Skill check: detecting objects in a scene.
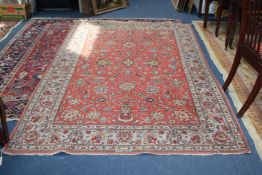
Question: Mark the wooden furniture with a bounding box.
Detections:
[91,0,128,15]
[81,0,93,16]
[198,0,203,17]
[225,0,242,49]
[203,0,228,37]
[223,0,262,117]
[214,0,228,36]
[202,0,240,49]
[203,0,215,28]
[0,98,9,146]
[81,0,128,16]
[188,0,195,13]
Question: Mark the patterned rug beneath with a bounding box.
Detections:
[193,21,262,140]
[3,19,249,155]
[0,20,20,41]
[0,20,73,120]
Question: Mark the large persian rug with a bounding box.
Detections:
[3,19,250,155]
[193,21,262,140]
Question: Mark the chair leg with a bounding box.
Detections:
[225,5,236,50]
[228,6,240,49]
[203,0,211,28]
[222,50,241,91]
[215,1,224,37]
[225,13,233,49]
[237,72,262,117]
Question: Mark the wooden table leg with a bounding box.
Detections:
[225,4,236,49]
[215,0,224,36]
[228,6,240,49]
[198,0,203,17]
[203,0,211,28]
[81,0,93,16]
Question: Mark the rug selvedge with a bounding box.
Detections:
[4,19,250,155]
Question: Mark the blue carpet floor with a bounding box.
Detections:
[0,0,261,175]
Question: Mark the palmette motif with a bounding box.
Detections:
[4,19,249,154]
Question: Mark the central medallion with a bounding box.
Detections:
[123,42,136,48]
[123,58,134,67]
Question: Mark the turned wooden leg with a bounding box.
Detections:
[203,0,211,28]
[222,49,241,91]
[215,1,224,37]
[238,72,262,117]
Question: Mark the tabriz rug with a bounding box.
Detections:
[193,21,262,140]
[3,19,250,155]
[0,20,20,41]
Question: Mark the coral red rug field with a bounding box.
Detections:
[3,19,250,155]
